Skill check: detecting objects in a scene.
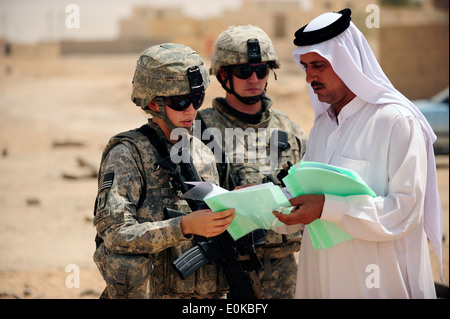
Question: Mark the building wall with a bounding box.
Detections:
[57,0,448,100]
[378,1,449,99]
[379,24,449,99]
[2,42,60,58]
[60,38,162,55]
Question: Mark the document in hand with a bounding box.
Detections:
[282,161,376,249]
[182,182,291,240]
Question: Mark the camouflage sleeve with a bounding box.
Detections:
[94,143,191,255]
[291,121,308,158]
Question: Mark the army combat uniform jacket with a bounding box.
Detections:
[93,121,227,299]
[198,96,308,298]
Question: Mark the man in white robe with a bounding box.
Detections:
[273,8,442,299]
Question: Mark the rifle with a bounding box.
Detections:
[164,208,263,298]
[159,144,263,299]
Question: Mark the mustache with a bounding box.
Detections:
[311,81,324,88]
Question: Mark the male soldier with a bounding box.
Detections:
[93,43,235,299]
[197,25,308,298]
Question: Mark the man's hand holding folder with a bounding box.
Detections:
[273,194,324,225]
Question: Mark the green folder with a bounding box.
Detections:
[204,183,291,241]
[282,161,376,249]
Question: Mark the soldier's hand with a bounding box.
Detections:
[181,208,236,237]
[273,194,324,225]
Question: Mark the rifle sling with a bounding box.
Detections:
[137,124,172,161]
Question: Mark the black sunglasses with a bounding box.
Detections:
[162,91,205,111]
[231,64,269,80]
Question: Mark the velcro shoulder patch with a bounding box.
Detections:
[98,172,114,193]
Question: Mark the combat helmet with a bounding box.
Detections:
[210,25,280,75]
[210,25,280,105]
[131,43,210,120]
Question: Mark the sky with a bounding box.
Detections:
[0,0,256,43]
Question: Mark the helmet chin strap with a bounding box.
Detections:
[217,72,267,105]
[163,117,193,135]
[155,99,194,135]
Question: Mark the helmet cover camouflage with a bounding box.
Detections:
[210,25,280,75]
[131,43,210,118]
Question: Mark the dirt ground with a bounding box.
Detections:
[0,54,448,299]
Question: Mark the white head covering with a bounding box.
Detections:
[292,10,443,280]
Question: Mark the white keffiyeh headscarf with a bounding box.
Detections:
[292,10,443,280]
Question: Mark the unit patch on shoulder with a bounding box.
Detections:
[98,172,114,193]
[94,172,114,220]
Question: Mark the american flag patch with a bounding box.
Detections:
[98,172,114,192]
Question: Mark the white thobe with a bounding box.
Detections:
[292,97,436,298]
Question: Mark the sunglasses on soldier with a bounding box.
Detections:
[162,91,205,111]
[231,63,269,80]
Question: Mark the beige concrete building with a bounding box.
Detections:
[117,0,377,62]
[3,0,443,100]
[379,0,449,99]
[115,0,448,99]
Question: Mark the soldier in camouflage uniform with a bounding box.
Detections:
[197,25,308,299]
[93,43,235,299]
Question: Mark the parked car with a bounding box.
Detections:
[413,87,449,154]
